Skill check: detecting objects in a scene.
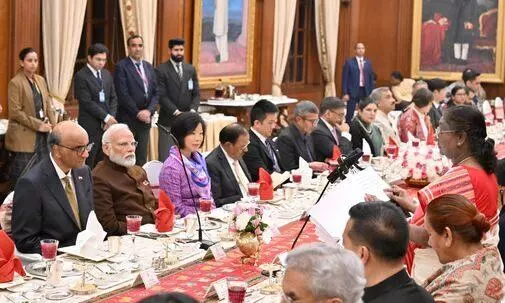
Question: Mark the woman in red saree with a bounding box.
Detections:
[388,105,498,282]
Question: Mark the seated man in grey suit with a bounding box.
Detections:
[277,101,329,172]
[311,97,353,162]
[206,123,251,207]
[12,121,94,253]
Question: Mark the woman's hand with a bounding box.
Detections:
[38,122,52,133]
[385,185,417,213]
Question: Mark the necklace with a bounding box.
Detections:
[457,155,473,165]
[357,118,373,134]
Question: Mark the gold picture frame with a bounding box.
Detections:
[192,0,256,88]
[411,0,505,83]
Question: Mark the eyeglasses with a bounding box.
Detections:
[302,117,319,126]
[57,142,94,155]
[109,141,139,148]
[435,128,457,138]
[329,110,345,118]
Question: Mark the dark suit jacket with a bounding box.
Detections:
[428,104,443,129]
[155,60,200,126]
[114,58,158,129]
[92,157,156,236]
[342,57,374,98]
[349,117,381,156]
[243,130,283,182]
[311,119,353,162]
[74,66,118,135]
[277,124,315,171]
[206,146,252,207]
[12,157,93,253]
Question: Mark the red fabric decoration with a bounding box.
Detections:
[0,230,25,282]
[155,190,175,232]
[331,146,342,160]
[258,168,274,200]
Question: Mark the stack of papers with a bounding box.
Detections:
[309,167,390,242]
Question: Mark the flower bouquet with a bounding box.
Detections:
[229,204,269,264]
[391,145,451,187]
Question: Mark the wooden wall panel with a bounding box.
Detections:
[0,0,10,118]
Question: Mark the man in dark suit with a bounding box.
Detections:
[277,101,329,172]
[243,100,283,182]
[74,43,118,168]
[12,121,94,253]
[155,38,200,161]
[206,123,252,207]
[114,35,158,166]
[427,78,446,129]
[311,97,353,163]
[342,42,375,123]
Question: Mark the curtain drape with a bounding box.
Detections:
[315,0,340,97]
[119,0,157,64]
[42,0,87,107]
[272,0,297,97]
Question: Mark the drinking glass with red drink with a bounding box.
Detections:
[247,182,260,202]
[385,144,397,160]
[199,198,212,213]
[126,215,142,262]
[291,169,302,185]
[40,239,59,287]
[227,279,247,303]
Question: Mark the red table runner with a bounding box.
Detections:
[100,220,317,302]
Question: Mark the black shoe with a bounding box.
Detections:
[215,55,220,63]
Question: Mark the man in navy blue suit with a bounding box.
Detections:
[114,35,158,166]
[342,43,375,123]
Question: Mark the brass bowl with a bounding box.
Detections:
[404,177,430,188]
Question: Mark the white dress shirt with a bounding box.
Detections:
[49,153,76,195]
[320,118,351,141]
[87,63,112,123]
[414,107,428,139]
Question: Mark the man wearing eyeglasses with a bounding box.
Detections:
[311,97,353,163]
[277,101,329,172]
[92,124,156,236]
[206,123,252,207]
[12,121,94,253]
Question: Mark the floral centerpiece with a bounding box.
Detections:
[392,145,451,187]
[229,204,270,263]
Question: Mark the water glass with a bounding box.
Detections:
[126,215,142,262]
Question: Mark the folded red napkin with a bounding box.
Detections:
[258,168,274,200]
[330,145,342,161]
[155,190,175,232]
[0,230,25,282]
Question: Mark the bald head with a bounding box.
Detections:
[48,121,90,172]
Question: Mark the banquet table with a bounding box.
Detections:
[201,95,298,125]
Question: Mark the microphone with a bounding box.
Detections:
[156,122,214,250]
[327,148,363,183]
[291,148,361,249]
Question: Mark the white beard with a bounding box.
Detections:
[109,152,136,167]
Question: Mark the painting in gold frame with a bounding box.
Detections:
[411,0,504,83]
[192,0,255,88]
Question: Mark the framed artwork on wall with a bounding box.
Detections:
[411,0,504,83]
[192,0,256,88]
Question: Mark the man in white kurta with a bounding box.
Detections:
[213,0,229,63]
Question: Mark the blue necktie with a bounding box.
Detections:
[265,139,281,173]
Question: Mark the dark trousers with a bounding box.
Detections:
[158,127,175,162]
[131,120,151,166]
[86,129,104,169]
[345,87,367,123]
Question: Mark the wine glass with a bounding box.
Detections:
[291,170,302,186]
[385,144,397,161]
[40,239,58,287]
[126,215,142,262]
[247,182,260,203]
[227,279,248,303]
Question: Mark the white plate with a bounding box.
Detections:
[222,204,235,212]
[258,196,283,204]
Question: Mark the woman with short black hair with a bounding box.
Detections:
[159,112,214,217]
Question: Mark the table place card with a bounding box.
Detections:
[203,278,228,300]
[131,268,160,289]
[278,251,288,266]
[202,244,226,261]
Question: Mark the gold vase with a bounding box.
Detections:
[236,232,260,257]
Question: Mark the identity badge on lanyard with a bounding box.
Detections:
[188,78,194,91]
[39,109,45,120]
[99,90,105,103]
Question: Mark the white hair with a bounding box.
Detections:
[294,100,319,117]
[102,123,131,145]
[369,87,390,104]
[286,243,366,303]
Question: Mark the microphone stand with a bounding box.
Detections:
[157,123,214,250]
[290,163,350,249]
